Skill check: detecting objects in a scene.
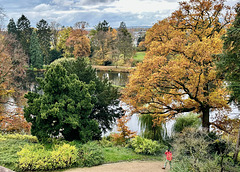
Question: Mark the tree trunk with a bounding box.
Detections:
[233,124,240,162]
[202,106,210,131]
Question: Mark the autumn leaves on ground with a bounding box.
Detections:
[1,0,240,172]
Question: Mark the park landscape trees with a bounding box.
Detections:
[1,0,240,171]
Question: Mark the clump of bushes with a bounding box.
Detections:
[129,136,167,155]
[98,137,114,147]
[17,143,78,171]
[17,141,104,171]
[171,128,239,172]
[77,141,104,167]
[173,113,201,133]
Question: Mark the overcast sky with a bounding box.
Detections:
[0,0,238,28]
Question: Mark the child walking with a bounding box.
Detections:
[162,149,172,169]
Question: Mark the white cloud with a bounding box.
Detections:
[51,0,75,6]
[2,0,237,28]
[103,0,179,14]
[34,4,51,11]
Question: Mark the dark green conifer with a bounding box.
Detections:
[30,30,43,69]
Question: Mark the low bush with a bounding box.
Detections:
[77,141,104,167]
[17,143,78,171]
[0,133,38,143]
[129,136,167,155]
[98,137,113,147]
[172,128,240,172]
[173,113,201,133]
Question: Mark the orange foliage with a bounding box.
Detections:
[122,0,234,130]
[0,108,31,134]
[66,29,91,57]
[111,115,136,145]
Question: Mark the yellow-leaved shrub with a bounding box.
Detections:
[17,143,78,171]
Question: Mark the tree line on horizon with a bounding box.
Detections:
[6,15,136,69]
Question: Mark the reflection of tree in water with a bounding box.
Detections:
[96,70,129,87]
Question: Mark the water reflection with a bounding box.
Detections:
[96,70,129,87]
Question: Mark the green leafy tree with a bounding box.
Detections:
[56,27,72,57]
[36,19,51,65]
[117,22,135,62]
[49,48,62,63]
[29,30,43,69]
[16,15,32,62]
[24,64,101,141]
[51,57,124,132]
[217,3,240,162]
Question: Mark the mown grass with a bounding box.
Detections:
[133,52,146,61]
[103,146,163,163]
[0,138,33,170]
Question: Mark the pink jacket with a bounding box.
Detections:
[165,151,172,161]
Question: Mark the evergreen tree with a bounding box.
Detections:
[16,15,32,62]
[51,57,124,132]
[218,3,240,102]
[117,22,135,62]
[36,19,51,65]
[24,64,101,141]
[7,18,17,35]
[217,3,240,162]
[30,30,43,69]
[96,20,112,32]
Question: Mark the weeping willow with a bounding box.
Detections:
[139,114,166,141]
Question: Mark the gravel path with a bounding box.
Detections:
[63,161,170,172]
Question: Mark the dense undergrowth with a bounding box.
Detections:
[1,130,240,172]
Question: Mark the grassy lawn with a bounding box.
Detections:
[133,52,146,62]
[0,138,33,170]
[103,146,163,163]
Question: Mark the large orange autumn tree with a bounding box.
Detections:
[122,0,234,131]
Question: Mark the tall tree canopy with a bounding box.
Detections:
[122,0,234,131]
[16,15,32,61]
[90,20,117,65]
[7,18,17,35]
[56,27,72,57]
[66,22,91,58]
[218,3,240,103]
[29,30,43,69]
[36,19,51,65]
[116,22,135,62]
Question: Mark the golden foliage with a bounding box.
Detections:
[122,0,234,129]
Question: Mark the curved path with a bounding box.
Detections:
[64,161,170,172]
